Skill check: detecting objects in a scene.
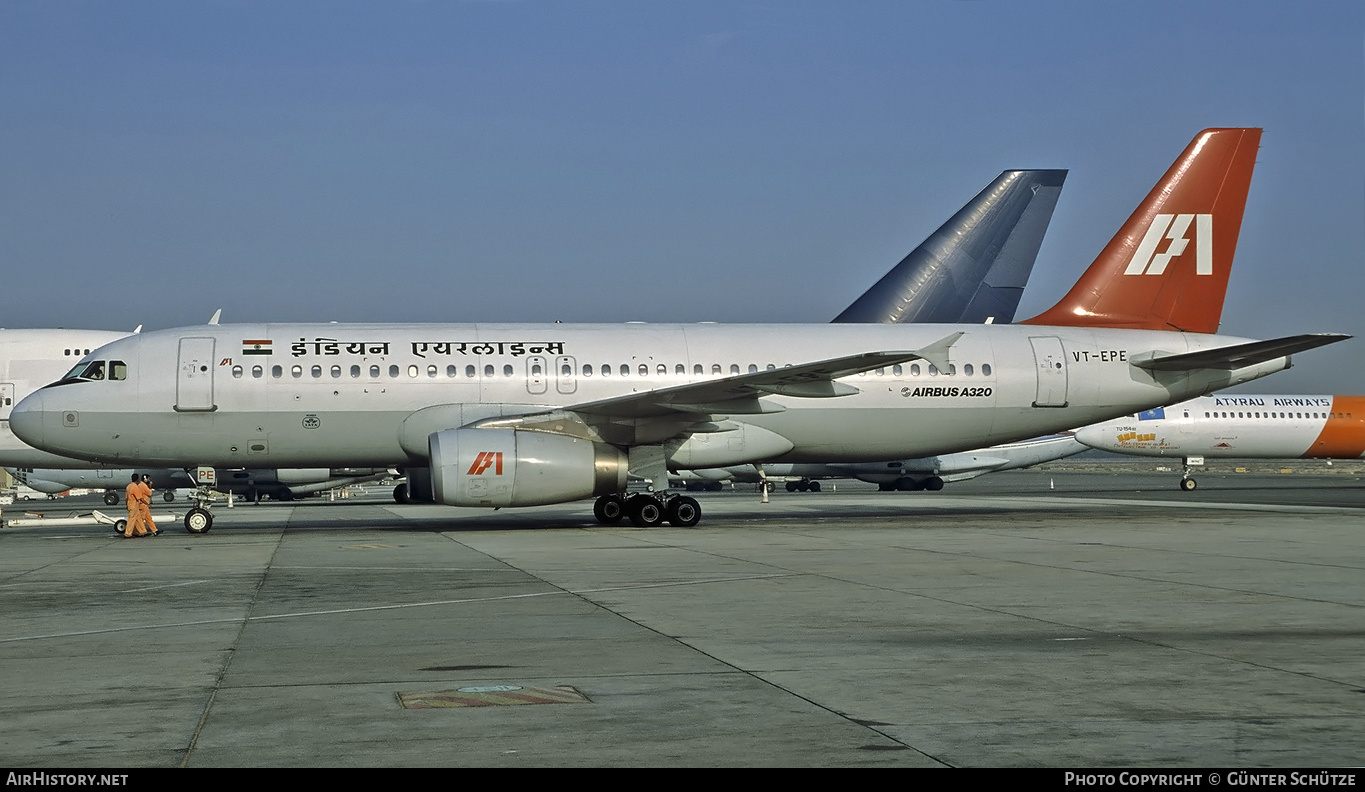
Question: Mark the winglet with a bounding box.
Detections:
[835,170,1066,324]
[208,309,222,325]
[913,331,964,372]
[1022,129,1262,334]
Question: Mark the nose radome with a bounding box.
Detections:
[8,390,45,447]
[1073,424,1106,449]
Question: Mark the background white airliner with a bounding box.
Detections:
[1075,395,1365,490]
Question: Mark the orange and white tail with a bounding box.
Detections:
[1022,128,1261,334]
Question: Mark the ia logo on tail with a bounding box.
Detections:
[1125,214,1213,275]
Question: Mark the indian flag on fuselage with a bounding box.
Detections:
[242,339,272,356]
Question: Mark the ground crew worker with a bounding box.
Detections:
[123,473,147,538]
[138,475,160,537]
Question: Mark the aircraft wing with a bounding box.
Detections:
[467,334,964,446]
[568,334,963,421]
[1131,333,1351,372]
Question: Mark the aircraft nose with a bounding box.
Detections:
[1072,424,1107,449]
[9,391,46,447]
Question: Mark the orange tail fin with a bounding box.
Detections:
[1021,128,1261,334]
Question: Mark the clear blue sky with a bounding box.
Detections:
[2,1,1361,392]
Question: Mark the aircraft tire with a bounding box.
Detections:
[785,481,799,492]
[103,491,119,506]
[808,481,820,492]
[185,508,213,534]
[923,476,945,492]
[393,483,410,504]
[593,495,625,524]
[1180,478,1197,492]
[627,496,665,528]
[666,496,701,528]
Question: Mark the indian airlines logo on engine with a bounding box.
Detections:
[1125,213,1213,275]
[467,452,504,476]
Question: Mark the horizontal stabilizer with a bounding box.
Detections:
[1131,333,1351,372]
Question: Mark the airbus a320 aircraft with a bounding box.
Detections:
[1075,395,1365,490]
[10,129,1348,532]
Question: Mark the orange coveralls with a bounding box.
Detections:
[124,481,148,537]
[137,480,158,535]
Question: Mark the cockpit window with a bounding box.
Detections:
[49,359,124,388]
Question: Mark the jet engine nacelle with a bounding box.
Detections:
[429,428,627,508]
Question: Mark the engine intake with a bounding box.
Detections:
[429,428,627,507]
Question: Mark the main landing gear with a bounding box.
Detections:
[593,493,701,528]
[785,479,821,492]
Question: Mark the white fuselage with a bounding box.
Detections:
[0,329,132,468]
[1075,395,1365,459]
[11,322,1289,471]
